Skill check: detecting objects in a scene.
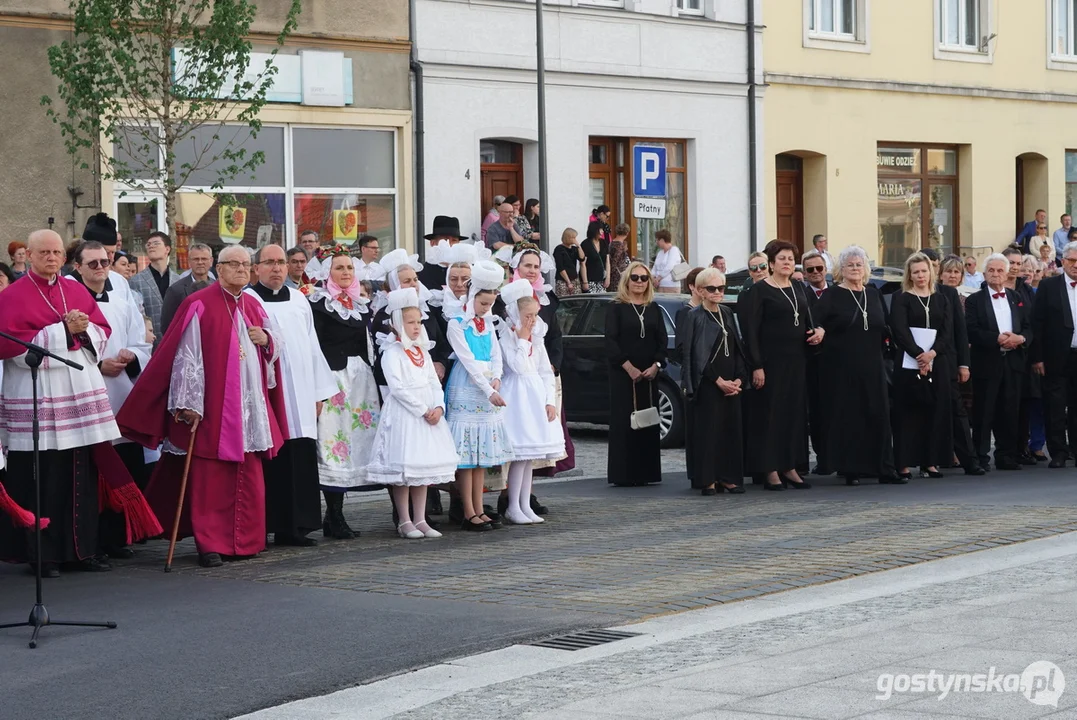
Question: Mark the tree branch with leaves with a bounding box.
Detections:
[42,0,302,239]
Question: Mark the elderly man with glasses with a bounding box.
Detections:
[963,256,984,289]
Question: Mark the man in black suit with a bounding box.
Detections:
[159,243,214,335]
[966,253,1034,471]
[1031,240,1077,467]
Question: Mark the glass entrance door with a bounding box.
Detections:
[114,195,164,271]
[926,183,955,255]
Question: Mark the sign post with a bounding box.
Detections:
[632,145,667,219]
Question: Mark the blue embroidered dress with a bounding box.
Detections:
[445,315,514,469]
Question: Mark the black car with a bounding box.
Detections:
[556,293,701,449]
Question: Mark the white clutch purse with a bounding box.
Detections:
[630,381,661,430]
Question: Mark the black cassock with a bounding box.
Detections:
[738,280,813,474]
[680,304,747,488]
[0,449,98,564]
[889,290,954,469]
[815,285,895,478]
[605,301,666,486]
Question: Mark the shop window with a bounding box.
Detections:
[294,194,395,257]
[292,128,394,189]
[173,126,285,187]
[877,145,958,267]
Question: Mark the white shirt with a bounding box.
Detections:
[651,246,684,289]
[963,271,984,289]
[1066,278,1077,348]
[988,287,1013,336]
[820,251,833,273]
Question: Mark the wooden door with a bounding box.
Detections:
[775,159,804,254]
[480,140,523,222]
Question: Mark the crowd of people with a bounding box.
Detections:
[600,234,1077,496]
[0,212,571,576]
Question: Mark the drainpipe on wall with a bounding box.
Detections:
[746,0,759,252]
[409,0,426,259]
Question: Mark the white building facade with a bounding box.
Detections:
[414,0,763,267]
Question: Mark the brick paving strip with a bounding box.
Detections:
[127,491,1077,622]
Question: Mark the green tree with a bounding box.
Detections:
[42,0,302,238]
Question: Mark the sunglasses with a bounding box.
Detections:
[749,263,768,272]
[804,266,825,273]
[629,274,650,283]
[83,259,111,270]
[701,285,727,293]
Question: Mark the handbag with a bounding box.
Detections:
[630,380,661,430]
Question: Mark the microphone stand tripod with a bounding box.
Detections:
[0,328,117,648]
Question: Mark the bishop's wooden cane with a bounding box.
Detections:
[164,417,200,573]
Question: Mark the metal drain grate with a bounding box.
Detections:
[530,629,642,651]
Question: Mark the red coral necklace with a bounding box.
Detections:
[405,346,425,367]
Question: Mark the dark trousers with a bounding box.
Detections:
[1043,351,1077,459]
[950,378,978,469]
[972,369,1020,466]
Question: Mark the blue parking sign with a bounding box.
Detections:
[633,146,666,197]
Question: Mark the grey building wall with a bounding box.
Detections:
[0,0,411,253]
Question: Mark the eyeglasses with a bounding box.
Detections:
[749,263,768,272]
[804,266,825,273]
[145,241,166,249]
[83,259,111,270]
[1037,226,1048,231]
[218,261,252,270]
[629,274,650,283]
[701,285,727,293]
[259,260,287,267]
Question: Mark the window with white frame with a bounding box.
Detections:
[677,0,703,15]
[1053,0,1077,57]
[577,0,624,8]
[809,0,856,37]
[939,0,982,50]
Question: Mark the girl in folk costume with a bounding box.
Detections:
[306,247,382,539]
[368,287,460,539]
[445,260,514,531]
[496,279,565,525]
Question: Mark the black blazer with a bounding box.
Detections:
[965,287,1033,380]
[937,283,970,377]
[1030,274,1075,374]
[160,274,211,336]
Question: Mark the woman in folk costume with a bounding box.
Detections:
[496,279,565,525]
[367,287,460,539]
[306,247,382,540]
[445,260,514,531]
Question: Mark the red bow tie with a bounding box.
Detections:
[1071,281,1077,288]
[992,292,1006,299]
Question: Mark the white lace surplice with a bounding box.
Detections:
[166,310,276,455]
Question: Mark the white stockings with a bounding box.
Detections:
[504,460,543,524]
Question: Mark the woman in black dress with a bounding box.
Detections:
[680,268,746,495]
[815,245,899,486]
[889,252,954,480]
[582,220,610,293]
[605,261,667,486]
[738,240,823,490]
[553,227,584,297]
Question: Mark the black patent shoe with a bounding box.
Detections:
[964,465,986,476]
[198,552,224,568]
[722,484,746,494]
[844,475,860,486]
[763,481,786,491]
[480,514,503,529]
[781,474,812,489]
[462,516,492,532]
[1033,452,1048,463]
[530,494,548,516]
[701,486,718,496]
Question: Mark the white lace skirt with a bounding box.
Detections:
[317,356,382,489]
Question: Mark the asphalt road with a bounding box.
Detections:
[1,464,1076,720]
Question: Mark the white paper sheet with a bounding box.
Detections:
[901,327,937,370]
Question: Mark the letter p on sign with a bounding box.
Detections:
[633,145,667,197]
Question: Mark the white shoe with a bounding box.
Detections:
[504,507,532,525]
[397,522,424,539]
[414,521,442,538]
[521,506,545,523]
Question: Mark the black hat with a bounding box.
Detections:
[424,215,466,241]
[83,212,118,246]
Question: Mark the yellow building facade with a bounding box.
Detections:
[763,0,1077,267]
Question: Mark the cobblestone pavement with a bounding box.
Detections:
[128,469,1077,623]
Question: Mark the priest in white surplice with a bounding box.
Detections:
[246,244,338,546]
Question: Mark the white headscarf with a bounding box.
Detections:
[378,287,433,352]
[461,260,505,328]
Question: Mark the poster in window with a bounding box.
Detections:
[219,205,247,245]
[334,209,359,242]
